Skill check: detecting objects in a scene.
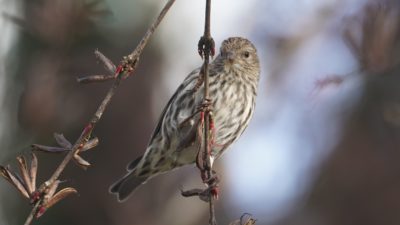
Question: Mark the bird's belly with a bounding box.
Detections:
[211,91,253,155]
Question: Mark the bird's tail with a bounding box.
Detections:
[109,171,148,202]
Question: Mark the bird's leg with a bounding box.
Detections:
[190,68,205,94]
[197,113,220,199]
[208,113,223,148]
[196,125,205,171]
[182,97,219,201]
[201,98,219,199]
[195,99,213,172]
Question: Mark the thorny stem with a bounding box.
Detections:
[23,0,176,224]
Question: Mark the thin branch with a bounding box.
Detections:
[200,0,217,224]
[77,74,115,83]
[180,0,217,224]
[78,0,176,83]
[24,202,40,225]
[95,49,116,74]
[127,0,175,58]
[22,1,176,224]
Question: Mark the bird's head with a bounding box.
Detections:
[218,37,260,75]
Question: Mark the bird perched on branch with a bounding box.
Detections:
[110,37,260,201]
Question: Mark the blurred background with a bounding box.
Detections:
[1,0,400,224]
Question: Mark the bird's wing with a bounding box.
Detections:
[148,68,201,144]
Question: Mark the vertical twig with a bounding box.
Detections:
[200,0,217,224]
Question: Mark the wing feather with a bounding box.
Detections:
[148,68,200,143]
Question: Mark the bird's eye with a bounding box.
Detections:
[243,51,250,58]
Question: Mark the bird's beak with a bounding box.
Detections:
[225,51,235,63]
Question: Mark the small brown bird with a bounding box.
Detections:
[110,37,260,201]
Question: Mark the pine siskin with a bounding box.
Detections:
[110,37,260,201]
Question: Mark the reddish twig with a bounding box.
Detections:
[20,1,176,224]
[180,0,218,222]
[199,1,217,224]
[181,0,217,224]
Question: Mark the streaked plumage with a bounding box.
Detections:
[110,37,260,201]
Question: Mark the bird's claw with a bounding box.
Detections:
[202,170,220,200]
[203,171,219,186]
[181,169,219,202]
[198,98,213,112]
[198,36,215,59]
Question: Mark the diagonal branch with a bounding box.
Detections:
[22,1,176,224]
[78,0,176,83]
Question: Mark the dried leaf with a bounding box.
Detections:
[73,154,91,169]
[45,180,61,200]
[0,166,30,199]
[0,165,11,183]
[53,133,72,149]
[36,185,77,218]
[16,155,34,194]
[44,187,78,210]
[32,144,69,153]
[81,137,99,151]
[30,153,38,191]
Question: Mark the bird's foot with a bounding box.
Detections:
[204,172,220,200]
[181,169,219,202]
[180,182,219,202]
[198,98,213,112]
[198,36,215,59]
